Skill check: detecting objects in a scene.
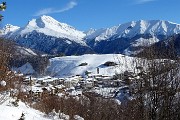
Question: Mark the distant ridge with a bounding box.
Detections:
[2,15,180,56]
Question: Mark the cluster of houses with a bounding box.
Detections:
[22,70,138,101]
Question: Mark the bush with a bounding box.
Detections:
[103,61,117,66]
[12,99,19,107]
[78,62,88,66]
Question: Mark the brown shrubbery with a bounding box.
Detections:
[0,38,19,91]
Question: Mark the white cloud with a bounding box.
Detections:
[135,0,156,4]
[34,1,77,16]
[34,8,54,16]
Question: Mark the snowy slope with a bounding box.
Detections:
[84,28,106,40]
[46,54,137,77]
[0,94,85,120]
[12,62,35,75]
[15,46,38,56]
[0,97,50,120]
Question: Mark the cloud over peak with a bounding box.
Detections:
[34,1,77,16]
[135,0,157,4]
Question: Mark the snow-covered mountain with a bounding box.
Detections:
[3,15,93,55]
[137,34,180,59]
[85,20,180,55]
[2,16,180,55]
[7,15,86,43]
[85,20,180,41]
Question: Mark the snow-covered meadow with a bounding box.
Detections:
[46,54,138,77]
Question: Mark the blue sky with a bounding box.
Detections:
[1,0,180,31]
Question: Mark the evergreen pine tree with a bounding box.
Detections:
[0,1,6,21]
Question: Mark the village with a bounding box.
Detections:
[21,69,136,102]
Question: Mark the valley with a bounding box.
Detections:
[0,15,180,120]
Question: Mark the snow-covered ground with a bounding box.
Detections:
[0,92,85,120]
[46,54,138,77]
[12,62,35,75]
[0,96,50,120]
[91,87,119,98]
[15,46,38,56]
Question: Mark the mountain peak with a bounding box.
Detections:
[19,15,86,42]
[36,15,64,28]
[27,15,66,28]
[1,24,20,34]
[40,15,55,20]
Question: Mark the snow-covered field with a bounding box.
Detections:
[0,96,50,120]
[0,96,84,120]
[46,54,137,77]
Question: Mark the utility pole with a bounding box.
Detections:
[30,75,32,107]
[97,67,99,74]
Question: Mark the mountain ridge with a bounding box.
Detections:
[3,16,180,40]
[2,15,180,56]
[85,20,180,41]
